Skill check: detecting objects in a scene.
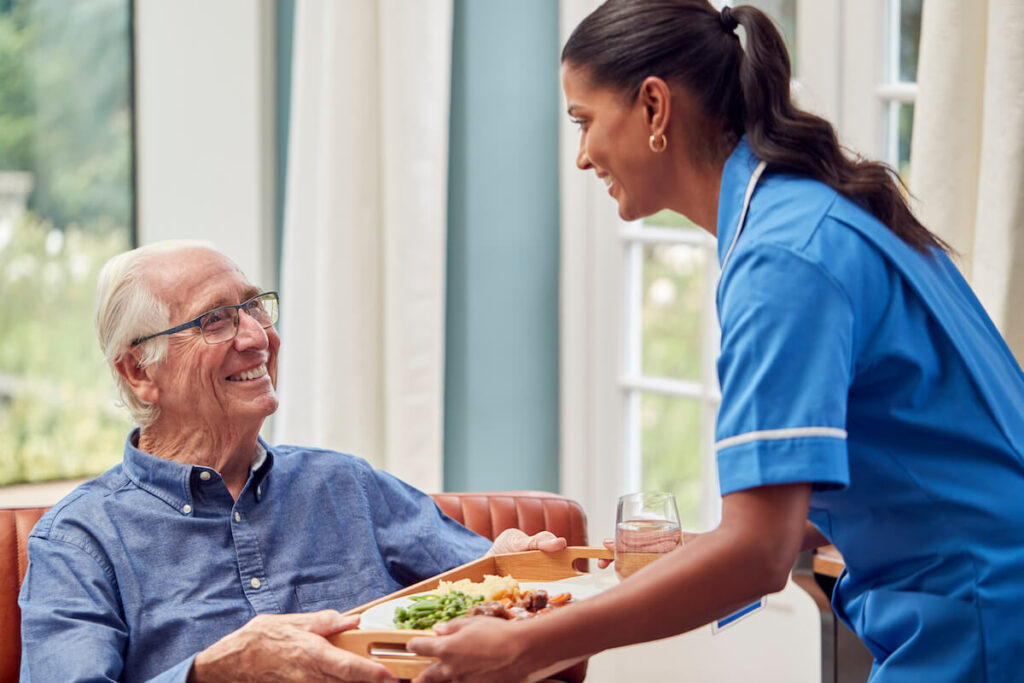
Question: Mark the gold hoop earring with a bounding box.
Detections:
[649,133,668,153]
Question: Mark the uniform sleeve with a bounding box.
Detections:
[361,467,492,586]
[716,244,853,495]
[19,535,196,683]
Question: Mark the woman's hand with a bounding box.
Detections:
[486,528,567,556]
[597,530,703,568]
[408,618,535,683]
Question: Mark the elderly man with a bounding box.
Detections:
[19,241,563,682]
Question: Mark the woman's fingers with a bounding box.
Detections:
[597,537,616,568]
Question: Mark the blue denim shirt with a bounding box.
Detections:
[19,431,491,682]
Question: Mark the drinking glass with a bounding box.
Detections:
[615,492,683,580]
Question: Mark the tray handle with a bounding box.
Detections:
[330,629,435,679]
[491,545,614,579]
[331,629,587,683]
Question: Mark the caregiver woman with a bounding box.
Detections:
[410,1,1024,681]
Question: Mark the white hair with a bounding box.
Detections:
[94,239,218,427]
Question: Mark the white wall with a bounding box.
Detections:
[134,0,277,289]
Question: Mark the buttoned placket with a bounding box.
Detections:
[193,465,279,614]
[229,479,278,613]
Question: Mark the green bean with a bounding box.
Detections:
[392,591,485,629]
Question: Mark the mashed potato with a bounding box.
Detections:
[436,574,520,601]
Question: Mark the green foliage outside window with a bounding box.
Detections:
[638,209,709,530]
[0,0,133,486]
[0,215,131,485]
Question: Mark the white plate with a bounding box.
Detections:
[358,576,607,631]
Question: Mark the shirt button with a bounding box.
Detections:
[234,512,242,522]
[199,471,211,481]
[250,577,261,589]
[182,504,192,514]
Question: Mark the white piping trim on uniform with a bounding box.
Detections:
[715,426,848,451]
[721,159,768,272]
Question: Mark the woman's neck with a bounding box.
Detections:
[665,124,736,235]
[666,155,726,234]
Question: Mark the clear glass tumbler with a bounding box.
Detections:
[615,491,683,580]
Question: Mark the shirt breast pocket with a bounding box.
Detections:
[294,571,388,612]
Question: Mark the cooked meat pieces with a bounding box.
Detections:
[515,589,548,611]
[466,601,511,619]
[466,590,554,620]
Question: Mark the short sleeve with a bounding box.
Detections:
[362,467,492,585]
[716,244,853,495]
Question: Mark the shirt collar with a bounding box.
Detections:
[121,428,276,513]
[716,136,763,266]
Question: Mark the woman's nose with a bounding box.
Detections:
[576,136,592,171]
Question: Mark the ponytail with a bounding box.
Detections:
[562,0,949,254]
[729,6,948,253]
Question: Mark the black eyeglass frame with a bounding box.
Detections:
[130,291,279,347]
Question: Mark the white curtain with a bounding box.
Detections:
[275,0,453,492]
[909,0,1024,359]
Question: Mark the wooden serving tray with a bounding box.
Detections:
[330,546,613,680]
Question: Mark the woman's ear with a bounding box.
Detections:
[115,350,160,405]
[638,75,672,137]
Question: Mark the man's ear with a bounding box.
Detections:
[115,350,160,405]
[638,75,672,138]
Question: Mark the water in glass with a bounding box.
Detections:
[615,492,683,580]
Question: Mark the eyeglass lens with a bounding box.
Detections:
[200,293,279,344]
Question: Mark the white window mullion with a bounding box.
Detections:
[622,238,645,494]
[875,82,916,103]
[885,0,901,83]
[622,390,642,495]
[884,101,901,168]
[700,241,723,529]
[621,376,710,400]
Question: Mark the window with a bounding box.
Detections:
[560,0,921,540]
[0,0,134,486]
[623,212,720,529]
[879,0,922,176]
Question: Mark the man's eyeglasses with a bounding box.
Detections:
[131,292,279,347]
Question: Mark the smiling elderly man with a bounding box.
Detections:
[18,241,563,683]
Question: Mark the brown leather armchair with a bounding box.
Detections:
[1,491,588,682]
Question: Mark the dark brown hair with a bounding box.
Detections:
[562,0,948,253]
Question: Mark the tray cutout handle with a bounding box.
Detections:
[492,546,614,580]
[331,629,436,679]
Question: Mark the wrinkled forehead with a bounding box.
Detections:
[144,247,255,318]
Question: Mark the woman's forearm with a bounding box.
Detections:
[513,484,812,671]
[801,521,828,551]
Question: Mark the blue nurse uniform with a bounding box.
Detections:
[714,139,1024,681]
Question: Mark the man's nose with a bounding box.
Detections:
[234,309,268,349]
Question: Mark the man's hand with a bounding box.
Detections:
[486,528,567,556]
[189,611,396,683]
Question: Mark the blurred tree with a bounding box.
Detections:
[0,0,132,232]
[0,0,133,485]
[0,1,34,170]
